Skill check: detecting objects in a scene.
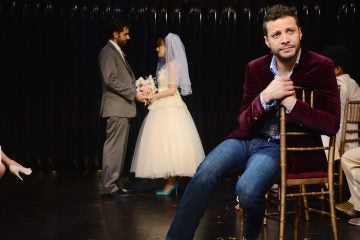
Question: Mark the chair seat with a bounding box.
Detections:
[287,170,327,179]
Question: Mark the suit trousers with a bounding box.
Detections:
[341,147,360,210]
[101,116,130,194]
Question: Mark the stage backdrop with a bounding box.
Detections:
[0,0,359,171]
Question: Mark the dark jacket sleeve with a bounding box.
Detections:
[287,55,340,136]
[235,63,270,137]
[227,56,275,139]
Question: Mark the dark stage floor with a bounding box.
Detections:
[0,170,359,240]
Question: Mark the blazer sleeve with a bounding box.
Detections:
[99,48,136,101]
[235,63,271,137]
[287,58,340,136]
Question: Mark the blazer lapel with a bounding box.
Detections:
[108,42,135,79]
[122,56,135,79]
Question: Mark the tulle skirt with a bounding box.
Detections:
[130,92,204,178]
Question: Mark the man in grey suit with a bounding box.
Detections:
[98,18,145,198]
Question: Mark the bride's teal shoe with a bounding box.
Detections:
[156,182,179,196]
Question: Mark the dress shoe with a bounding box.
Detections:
[335,201,359,217]
[120,187,135,193]
[112,190,133,198]
[100,189,132,198]
[348,217,360,226]
[116,176,129,188]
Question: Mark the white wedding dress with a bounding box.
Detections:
[130,67,205,178]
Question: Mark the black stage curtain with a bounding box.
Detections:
[0,0,359,171]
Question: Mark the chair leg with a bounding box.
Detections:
[264,193,268,226]
[301,185,310,221]
[338,164,343,203]
[279,185,286,240]
[238,206,244,239]
[294,197,301,240]
[328,187,339,240]
[262,224,268,240]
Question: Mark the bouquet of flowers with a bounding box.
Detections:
[135,75,158,105]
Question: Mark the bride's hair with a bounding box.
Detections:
[156,37,165,47]
[156,37,166,76]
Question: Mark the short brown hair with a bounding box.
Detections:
[263,4,300,36]
[156,37,165,47]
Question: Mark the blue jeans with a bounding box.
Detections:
[166,138,280,240]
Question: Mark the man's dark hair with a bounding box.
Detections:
[107,17,130,39]
[322,45,353,74]
[263,4,300,36]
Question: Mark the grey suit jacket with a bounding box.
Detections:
[98,41,137,118]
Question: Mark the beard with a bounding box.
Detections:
[276,46,299,63]
[117,39,127,47]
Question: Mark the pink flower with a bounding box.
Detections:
[135,75,157,96]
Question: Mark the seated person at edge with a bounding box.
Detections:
[338,147,360,225]
[321,45,360,161]
[0,145,32,180]
[166,4,340,240]
[321,45,360,221]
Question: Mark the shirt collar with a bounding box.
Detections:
[270,48,301,77]
[109,40,122,55]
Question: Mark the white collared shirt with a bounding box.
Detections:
[109,40,125,60]
[260,49,302,112]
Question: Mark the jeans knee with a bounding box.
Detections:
[193,167,216,186]
[236,181,261,209]
[192,163,224,191]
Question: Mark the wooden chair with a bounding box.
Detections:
[277,88,338,240]
[337,100,360,202]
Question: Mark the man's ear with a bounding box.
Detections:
[264,36,270,48]
[112,31,119,39]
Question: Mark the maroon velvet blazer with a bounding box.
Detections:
[227,50,340,173]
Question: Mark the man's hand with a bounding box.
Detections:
[281,95,297,111]
[261,76,295,103]
[144,94,155,105]
[136,91,146,102]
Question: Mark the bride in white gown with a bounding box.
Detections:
[130,33,205,195]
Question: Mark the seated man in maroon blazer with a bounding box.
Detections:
[166,4,340,240]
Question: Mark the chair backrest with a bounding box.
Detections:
[339,100,360,156]
[278,87,338,240]
[280,87,335,174]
